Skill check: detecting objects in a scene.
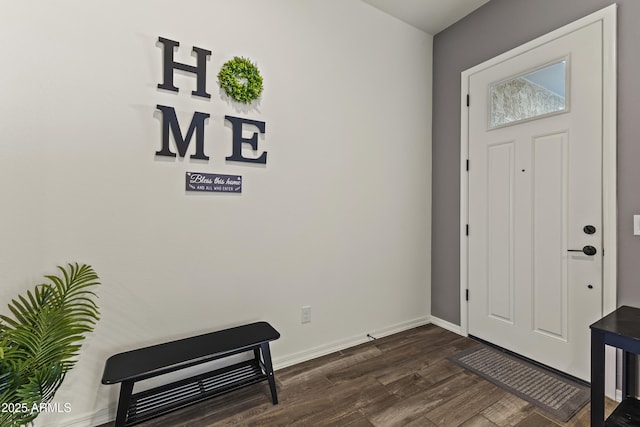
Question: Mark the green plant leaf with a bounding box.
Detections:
[0,263,100,426]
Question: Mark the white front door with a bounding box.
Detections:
[467,20,603,381]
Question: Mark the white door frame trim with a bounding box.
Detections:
[459,3,617,390]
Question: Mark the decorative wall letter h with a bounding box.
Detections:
[157,37,211,99]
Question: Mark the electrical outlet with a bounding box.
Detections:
[301,306,311,324]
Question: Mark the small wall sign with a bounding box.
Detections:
[186,172,242,193]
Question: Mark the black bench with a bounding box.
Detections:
[101,321,280,427]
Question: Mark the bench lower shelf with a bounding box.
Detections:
[125,359,268,426]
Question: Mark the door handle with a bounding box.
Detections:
[567,246,597,256]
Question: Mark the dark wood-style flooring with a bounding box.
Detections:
[99,324,615,426]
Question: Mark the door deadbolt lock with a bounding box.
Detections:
[583,225,596,234]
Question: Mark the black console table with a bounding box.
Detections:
[591,306,640,426]
[102,321,280,427]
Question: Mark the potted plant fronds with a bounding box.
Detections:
[0,263,100,426]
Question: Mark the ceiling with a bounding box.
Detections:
[361,0,490,35]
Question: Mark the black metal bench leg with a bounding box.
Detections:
[590,329,605,427]
[624,350,638,399]
[114,380,134,427]
[260,342,278,404]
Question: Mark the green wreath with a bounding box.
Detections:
[218,56,264,104]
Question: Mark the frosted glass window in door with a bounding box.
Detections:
[490,60,567,129]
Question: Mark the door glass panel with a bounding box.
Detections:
[489,60,567,129]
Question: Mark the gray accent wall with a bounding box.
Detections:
[432,0,640,325]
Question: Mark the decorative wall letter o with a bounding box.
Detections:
[218,57,264,104]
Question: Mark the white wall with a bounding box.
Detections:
[0,1,432,425]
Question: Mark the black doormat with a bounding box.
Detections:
[448,345,590,422]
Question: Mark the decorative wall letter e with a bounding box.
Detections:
[225,116,267,164]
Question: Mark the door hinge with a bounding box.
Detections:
[466,159,469,171]
[466,94,470,107]
[466,289,469,301]
[466,224,469,236]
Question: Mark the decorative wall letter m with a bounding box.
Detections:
[156,105,210,160]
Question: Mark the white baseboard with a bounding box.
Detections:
[273,316,431,370]
[429,315,463,336]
